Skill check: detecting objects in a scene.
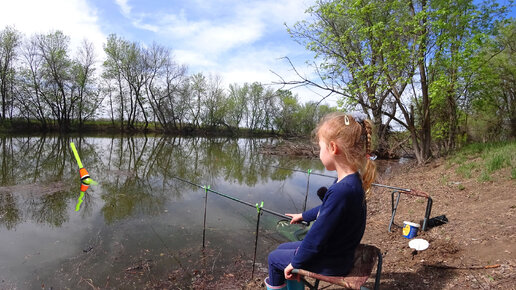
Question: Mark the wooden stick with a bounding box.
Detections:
[424,263,501,270]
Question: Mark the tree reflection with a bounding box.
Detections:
[0,192,19,230]
[0,135,320,229]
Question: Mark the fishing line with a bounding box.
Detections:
[170,175,309,226]
[272,165,412,192]
[271,165,335,178]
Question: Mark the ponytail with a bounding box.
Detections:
[362,119,377,198]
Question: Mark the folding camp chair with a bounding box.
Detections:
[292,244,382,290]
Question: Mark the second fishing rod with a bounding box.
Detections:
[171,175,310,226]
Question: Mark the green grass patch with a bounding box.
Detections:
[449,141,515,181]
[478,170,491,182]
[486,154,507,173]
[456,162,476,178]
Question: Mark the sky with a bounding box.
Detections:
[0,0,513,107]
[0,0,337,105]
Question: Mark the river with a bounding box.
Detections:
[0,135,404,288]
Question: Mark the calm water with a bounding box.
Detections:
[0,135,341,289]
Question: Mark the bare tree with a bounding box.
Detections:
[71,39,100,127]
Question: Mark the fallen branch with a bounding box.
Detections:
[424,263,501,270]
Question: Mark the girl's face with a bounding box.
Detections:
[319,139,336,171]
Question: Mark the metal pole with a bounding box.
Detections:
[372,183,411,192]
[202,185,210,248]
[251,201,263,279]
[303,169,312,212]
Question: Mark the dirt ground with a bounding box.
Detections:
[231,157,515,289]
[148,146,515,289]
[357,158,515,289]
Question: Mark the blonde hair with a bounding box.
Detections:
[313,112,377,197]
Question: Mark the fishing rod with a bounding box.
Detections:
[272,165,336,178]
[171,175,310,226]
[272,165,433,232]
[272,165,412,192]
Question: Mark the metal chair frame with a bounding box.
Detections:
[292,245,382,290]
[388,190,433,232]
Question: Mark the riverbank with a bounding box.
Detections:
[358,151,515,289]
[0,119,285,138]
[215,142,515,289]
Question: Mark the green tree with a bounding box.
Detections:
[143,42,188,131]
[286,0,510,162]
[468,19,515,141]
[37,31,74,130]
[103,34,128,129]
[70,40,100,127]
[274,89,300,134]
[0,26,21,121]
[121,41,149,129]
[285,0,405,155]
[202,74,227,128]
[225,83,248,129]
[17,35,49,127]
[188,73,207,128]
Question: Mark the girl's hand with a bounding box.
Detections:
[285,213,303,224]
[284,263,294,280]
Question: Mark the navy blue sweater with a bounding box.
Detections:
[290,172,366,276]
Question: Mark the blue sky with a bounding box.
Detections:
[0,0,513,105]
[0,0,334,104]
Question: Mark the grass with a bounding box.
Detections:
[449,141,515,181]
[439,174,449,185]
[456,163,475,178]
[485,151,511,173]
[478,170,491,182]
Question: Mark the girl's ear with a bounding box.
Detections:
[329,141,338,154]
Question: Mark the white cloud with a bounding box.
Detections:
[0,0,107,63]
[173,49,217,68]
[0,0,326,104]
[114,0,132,17]
[142,0,313,57]
[152,0,323,103]
[154,14,264,58]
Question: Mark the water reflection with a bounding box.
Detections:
[0,135,331,288]
[0,136,325,229]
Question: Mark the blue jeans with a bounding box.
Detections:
[267,241,302,286]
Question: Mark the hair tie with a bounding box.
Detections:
[349,111,367,123]
[366,154,377,160]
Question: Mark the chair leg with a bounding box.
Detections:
[389,191,402,232]
[373,251,382,290]
[299,277,320,290]
[421,197,433,231]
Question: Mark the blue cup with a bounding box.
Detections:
[402,221,420,239]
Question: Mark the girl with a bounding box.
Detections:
[265,112,377,289]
